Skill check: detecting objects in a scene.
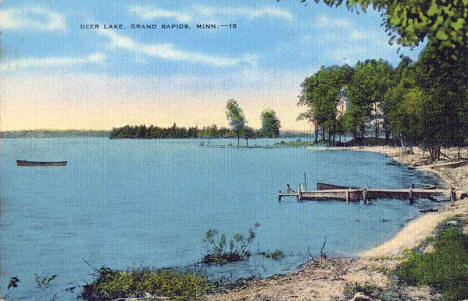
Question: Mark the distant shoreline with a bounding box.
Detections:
[0,130,311,139]
[0,130,110,138]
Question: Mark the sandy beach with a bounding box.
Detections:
[205,146,468,301]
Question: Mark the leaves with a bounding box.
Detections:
[301,0,468,55]
[298,65,353,139]
[261,109,281,138]
[226,99,246,133]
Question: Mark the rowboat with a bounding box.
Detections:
[316,182,359,190]
[16,160,67,167]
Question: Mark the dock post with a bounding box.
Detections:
[297,185,302,201]
[346,189,350,203]
[409,187,414,204]
[278,191,282,202]
[363,189,368,204]
[450,186,456,206]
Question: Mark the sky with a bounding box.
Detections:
[0,0,425,131]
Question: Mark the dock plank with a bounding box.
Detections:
[278,188,449,202]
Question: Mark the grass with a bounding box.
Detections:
[343,282,380,298]
[274,139,316,147]
[396,217,468,301]
[81,267,212,301]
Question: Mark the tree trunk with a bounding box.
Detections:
[321,127,325,142]
[384,120,390,144]
[429,146,441,162]
[375,120,379,142]
[314,128,318,144]
[237,134,240,147]
[400,136,406,152]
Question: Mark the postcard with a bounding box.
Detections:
[1,1,467,300]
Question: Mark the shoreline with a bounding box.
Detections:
[205,146,468,301]
[352,146,468,258]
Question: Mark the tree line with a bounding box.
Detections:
[294,0,468,161]
[0,130,109,138]
[298,45,468,161]
[109,103,281,145]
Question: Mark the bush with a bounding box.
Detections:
[202,224,259,265]
[397,220,468,301]
[343,282,380,298]
[81,267,212,301]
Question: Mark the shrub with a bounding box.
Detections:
[397,220,468,301]
[343,282,380,298]
[81,267,212,301]
[202,224,259,264]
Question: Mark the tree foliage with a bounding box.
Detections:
[226,99,246,146]
[110,124,200,139]
[415,45,468,159]
[345,59,394,141]
[297,52,467,156]
[261,108,281,137]
[298,65,353,141]
[298,0,468,59]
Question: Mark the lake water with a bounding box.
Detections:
[0,138,442,300]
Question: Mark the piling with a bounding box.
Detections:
[297,185,302,201]
[450,186,457,206]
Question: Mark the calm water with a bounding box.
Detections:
[0,138,442,300]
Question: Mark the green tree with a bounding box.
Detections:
[297,0,467,58]
[345,60,394,144]
[298,65,353,143]
[226,99,246,146]
[415,45,468,160]
[383,58,424,149]
[261,109,281,138]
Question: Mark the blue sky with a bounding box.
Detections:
[0,0,425,130]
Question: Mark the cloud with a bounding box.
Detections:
[194,6,293,21]
[131,5,293,22]
[313,15,351,28]
[0,6,66,31]
[98,30,257,67]
[130,6,192,22]
[1,52,106,72]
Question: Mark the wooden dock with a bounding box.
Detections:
[278,185,453,204]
